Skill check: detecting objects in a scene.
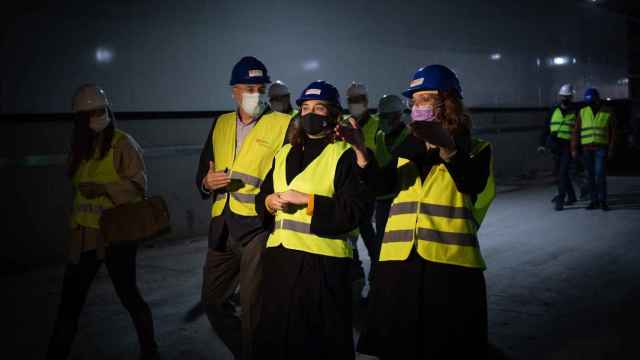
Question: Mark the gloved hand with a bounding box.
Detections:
[78,182,107,199]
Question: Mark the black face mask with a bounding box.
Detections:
[301,113,330,136]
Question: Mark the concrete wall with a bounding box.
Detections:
[7,109,551,268]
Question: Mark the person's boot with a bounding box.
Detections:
[46,317,78,360]
[586,201,599,210]
[131,306,160,360]
[554,200,564,211]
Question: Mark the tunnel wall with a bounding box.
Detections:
[7,108,551,268]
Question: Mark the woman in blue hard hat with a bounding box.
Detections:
[358,64,495,359]
[253,80,375,359]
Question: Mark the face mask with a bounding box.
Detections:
[301,113,330,136]
[89,112,111,132]
[411,104,436,122]
[349,103,366,118]
[270,100,288,113]
[379,113,400,133]
[240,92,265,117]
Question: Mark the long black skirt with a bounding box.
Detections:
[357,249,488,359]
[253,245,354,360]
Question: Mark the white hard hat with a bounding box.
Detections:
[378,94,405,114]
[268,80,290,98]
[346,81,367,98]
[72,84,110,112]
[558,83,574,96]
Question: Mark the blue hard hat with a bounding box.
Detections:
[229,56,271,85]
[402,64,462,99]
[584,88,600,103]
[296,80,341,108]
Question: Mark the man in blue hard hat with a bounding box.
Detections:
[571,88,615,211]
[195,56,292,359]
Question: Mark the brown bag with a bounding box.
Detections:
[100,196,171,245]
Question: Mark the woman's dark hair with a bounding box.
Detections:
[67,108,115,177]
[437,90,472,137]
[288,103,341,147]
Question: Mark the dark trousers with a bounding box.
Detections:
[47,244,156,359]
[202,225,266,360]
[556,146,577,204]
[583,147,608,204]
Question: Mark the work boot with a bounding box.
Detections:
[554,201,564,211]
[566,196,577,206]
[586,201,599,210]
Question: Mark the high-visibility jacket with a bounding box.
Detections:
[374,127,411,200]
[579,106,611,145]
[211,111,291,218]
[71,129,141,229]
[379,138,495,269]
[549,107,576,140]
[267,141,354,258]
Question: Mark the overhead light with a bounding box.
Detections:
[617,78,629,85]
[489,53,501,61]
[95,47,114,64]
[553,56,569,65]
[302,59,319,71]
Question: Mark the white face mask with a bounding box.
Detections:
[240,92,265,117]
[89,112,111,132]
[349,103,366,118]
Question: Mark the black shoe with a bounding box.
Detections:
[586,202,599,210]
[601,203,610,211]
[554,202,564,211]
[551,195,560,203]
[566,197,577,205]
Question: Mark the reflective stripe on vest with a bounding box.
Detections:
[580,106,611,145]
[70,130,135,229]
[267,141,353,258]
[379,138,494,269]
[211,111,291,217]
[549,107,576,140]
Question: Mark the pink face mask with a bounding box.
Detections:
[411,104,436,122]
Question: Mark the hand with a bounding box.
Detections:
[335,117,365,150]
[78,182,106,199]
[203,161,231,191]
[266,193,289,213]
[409,121,454,149]
[279,190,310,206]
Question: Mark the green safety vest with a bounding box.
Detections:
[379,139,495,269]
[579,106,611,146]
[211,111,291,217]
[71,130,141,229]
[267,141,353,258]
[549,107,576,140]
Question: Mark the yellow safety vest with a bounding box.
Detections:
[549,107,576,140]
[379,139,495,269]
[211,111,291,217]
[71,130,141,229]
[267,141,354,258]
[342,113,379,151]
[580,106,611,145]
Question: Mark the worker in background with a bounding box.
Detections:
[47,84,159,360]
[268,80,295,115]
[195,56,292,359]
[544,83,578,210]
[253,80,375,359]
[571,88,615,211]
[344,81,380,302]
[358,64,495,359]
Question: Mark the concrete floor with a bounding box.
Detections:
[3,176,640,359]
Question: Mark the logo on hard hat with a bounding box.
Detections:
[305,88,322,95]
[411,78,424,87]
[248,70,264,77]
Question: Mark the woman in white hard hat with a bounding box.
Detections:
[358,65,495,359]
[47,84,159,360]
[253,80,375,359]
